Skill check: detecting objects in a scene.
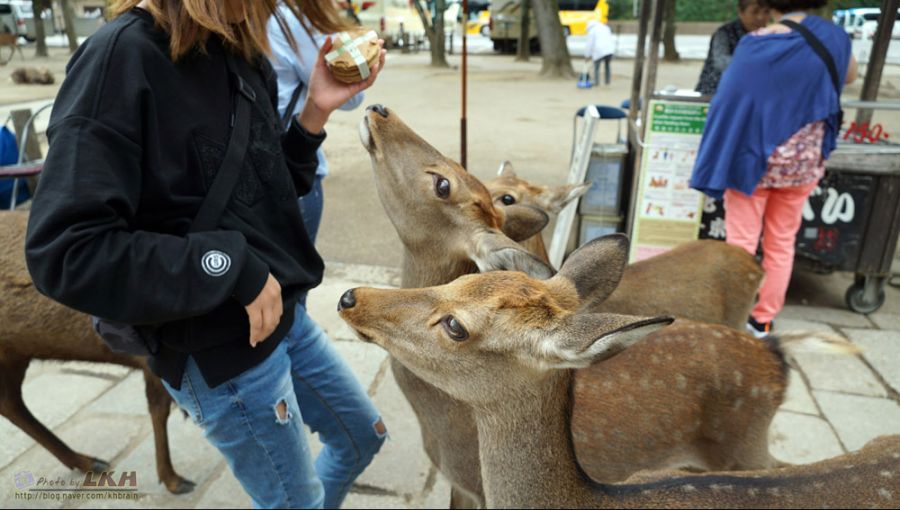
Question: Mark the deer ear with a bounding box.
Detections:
[499,204,550,242]
[535,313,674,369]
[541,182,592,215]
[468,230,555,280]
[553,234,629,310]
[498,160,517,177]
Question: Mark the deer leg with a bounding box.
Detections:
[0,354,109,473]
[142,368,195,495]
[449,486,482,509]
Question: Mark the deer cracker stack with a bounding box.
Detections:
[325,29,379,84]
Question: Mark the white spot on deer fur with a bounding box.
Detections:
[675,374,688,390]
[733,398,744,411]
[641,378,651,390]
[879,489,892,500]
[766,488,780,496]
[682,484,696,493]
[711,330,724,339]
[747,488,759,497]
[651,354,661,364]
[880,471,893,478]
[734,371,743,386]
[620,372,631,381]
[603,381,614,391]
[751,386,760,398]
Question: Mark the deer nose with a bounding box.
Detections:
[338,289,357,311]
[367,104,389,118]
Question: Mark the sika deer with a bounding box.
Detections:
[358,106,843,506]
[339,236,896,509]
[0,211,194,494]
[487,161,762,331]
[485,161,590,266]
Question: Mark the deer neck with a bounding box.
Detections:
[400,246,477,287]
[472,370,602,508]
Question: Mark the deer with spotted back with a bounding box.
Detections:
[358,105,853,507]
[486,161,763,332]
[339,234,898,509]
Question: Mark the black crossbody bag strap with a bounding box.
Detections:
[190,52,257,233]
[781,19,844,128]
[282,81,304,129]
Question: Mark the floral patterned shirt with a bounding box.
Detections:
[759,120,826,188]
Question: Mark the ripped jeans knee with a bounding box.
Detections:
[274,398,294,425]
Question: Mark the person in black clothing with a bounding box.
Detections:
[24,0,387,507]
[696,0,771,96]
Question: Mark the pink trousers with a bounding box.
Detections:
[724,181,818,323]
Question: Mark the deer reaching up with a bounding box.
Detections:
[339,235,896,509]
[359,106,852,506]
[486,161,762,331]
[0,211,193,494]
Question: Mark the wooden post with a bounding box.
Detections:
[640,0,666,130]
[855,0,898,126]
[461,0,468,169]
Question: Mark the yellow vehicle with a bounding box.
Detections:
[466,10,491,36]
[490,0,608,53]
[559,0,609,36]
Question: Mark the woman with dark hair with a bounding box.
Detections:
[24,0,387,507]
[696,0,770,96]
[691,0,858,338]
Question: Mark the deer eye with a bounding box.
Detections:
[501,194,516,205]
[441,315,469,341]
[433,174,451,199]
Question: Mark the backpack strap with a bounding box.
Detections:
[781,19,841,96]
[190,52,255,233]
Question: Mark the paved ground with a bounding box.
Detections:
[1,38,899,509]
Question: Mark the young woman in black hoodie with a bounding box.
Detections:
[25,1,387,507]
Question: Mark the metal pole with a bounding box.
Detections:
[625,0,653,238]
[627,0,651,131]
[461,0,468,168]
[855,0,898,126]
[640,0,666,129]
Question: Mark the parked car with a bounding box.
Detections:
[858,10,900,40]
[843,7,881,38]
[0,0,54,41]
[0,1,26,39]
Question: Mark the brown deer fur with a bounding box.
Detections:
[0,211,193,494]
[487,162,762,331]
[359,107,826,507]
[339,237,895,509]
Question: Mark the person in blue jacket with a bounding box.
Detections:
[691,0,857,338]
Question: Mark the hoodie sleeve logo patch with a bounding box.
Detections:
[201,251,231,277]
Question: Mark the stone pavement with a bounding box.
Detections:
[1,260,899,509]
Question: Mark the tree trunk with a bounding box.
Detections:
[413,0,449,67]
[32,0,47,57]
[515,0,530,62]
[662,0,679,61]
[532,0,573,77]
[60,0,78,52]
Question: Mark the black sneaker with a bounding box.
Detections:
[746,317,773,339]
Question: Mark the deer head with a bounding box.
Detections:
[338,234,673,405]
[487,161,591,216]
[359,105,553,280]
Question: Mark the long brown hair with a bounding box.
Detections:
[109,0,352,61]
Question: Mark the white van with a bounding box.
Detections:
[857,10,900,40]
[841,7,881,38]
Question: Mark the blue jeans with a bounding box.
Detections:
[300,175,324,245]
[162,305,386,509]
[298,175,324,309]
